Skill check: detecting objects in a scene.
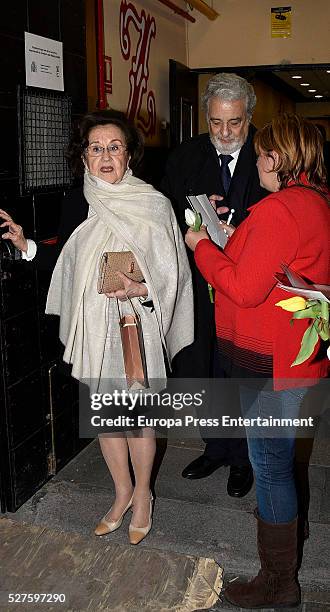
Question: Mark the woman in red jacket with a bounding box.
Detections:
[185,114,329,609]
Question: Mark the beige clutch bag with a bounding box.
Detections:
[97,251,144,293]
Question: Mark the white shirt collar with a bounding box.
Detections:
[217,147,241,175]
[217,147,241,162]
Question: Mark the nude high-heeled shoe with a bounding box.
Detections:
[129,494,153,545]
[94,495,133,536]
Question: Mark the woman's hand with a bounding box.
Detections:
[185,226,209,252]
[219,220,236,238]
[0,209,28,253]
[105,272,148,302]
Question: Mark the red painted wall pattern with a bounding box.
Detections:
[120,1,156,137]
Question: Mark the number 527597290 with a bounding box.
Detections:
[8,593,65,603]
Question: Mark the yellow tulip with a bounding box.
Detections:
[276,296,307,312]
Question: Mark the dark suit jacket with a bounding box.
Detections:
[33,187,88,376]
[161,125,267,229]
[161,126,268,377]
[37,187,88,270]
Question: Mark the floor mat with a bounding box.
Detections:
[0,518,223,611]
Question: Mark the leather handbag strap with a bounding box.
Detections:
[116,297,139,322]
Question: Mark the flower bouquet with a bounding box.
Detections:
[275,265,330,366]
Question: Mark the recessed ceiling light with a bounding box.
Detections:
[315,95,323,98]
[308,89,316,93]
[327,70,330,73]
[300,83,310,86]
[291,75,302,79]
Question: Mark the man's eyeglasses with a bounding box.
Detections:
[85,143,127,157]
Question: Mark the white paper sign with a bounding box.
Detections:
[25,32,64,91]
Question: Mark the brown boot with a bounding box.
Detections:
[224,514,300,609]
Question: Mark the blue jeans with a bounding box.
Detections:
[239,384,308,524]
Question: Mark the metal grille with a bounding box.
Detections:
[18,87,72,193]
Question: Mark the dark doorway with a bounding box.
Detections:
[169,61,330,148]
[0,0,88,513]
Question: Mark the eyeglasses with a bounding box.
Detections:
[85,143,127,157]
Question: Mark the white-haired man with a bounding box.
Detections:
[162,73,268,497]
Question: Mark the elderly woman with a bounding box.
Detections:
[185,114,329,609]
[0,110,193,545]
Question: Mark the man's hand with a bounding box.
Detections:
[209,194,229,216]
[185,226,209,252]
[105,272,148,302]
[0,209,28,252]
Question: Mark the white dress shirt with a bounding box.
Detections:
[218,147,241,177]
[21,238,37,260]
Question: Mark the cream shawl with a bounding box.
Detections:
[46,170,194,390]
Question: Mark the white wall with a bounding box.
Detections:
[187,0,330,68]
[95,1,329,142]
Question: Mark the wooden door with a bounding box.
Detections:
[169,60,199,148]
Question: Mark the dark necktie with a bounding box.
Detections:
[219,154,233,194]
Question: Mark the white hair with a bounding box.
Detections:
[202,73,256,120]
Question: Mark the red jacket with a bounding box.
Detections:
[195,179,330,390]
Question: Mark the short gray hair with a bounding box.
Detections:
[202,73,256,120]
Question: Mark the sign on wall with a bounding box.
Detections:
[25,32,64,91]
[271,7,292,38]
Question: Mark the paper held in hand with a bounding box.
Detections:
[186,194,228,248]
[275,264,330,303]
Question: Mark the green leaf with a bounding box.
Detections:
[292,305,319,319]
[193,212,202,232]
[321,300,329,323]
[317,319,329,341]
[208,283,214,303]
[291,322,319,367]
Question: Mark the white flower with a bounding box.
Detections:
[327,345,330,360]
[185,208,197,227]
[185,208,202,231]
